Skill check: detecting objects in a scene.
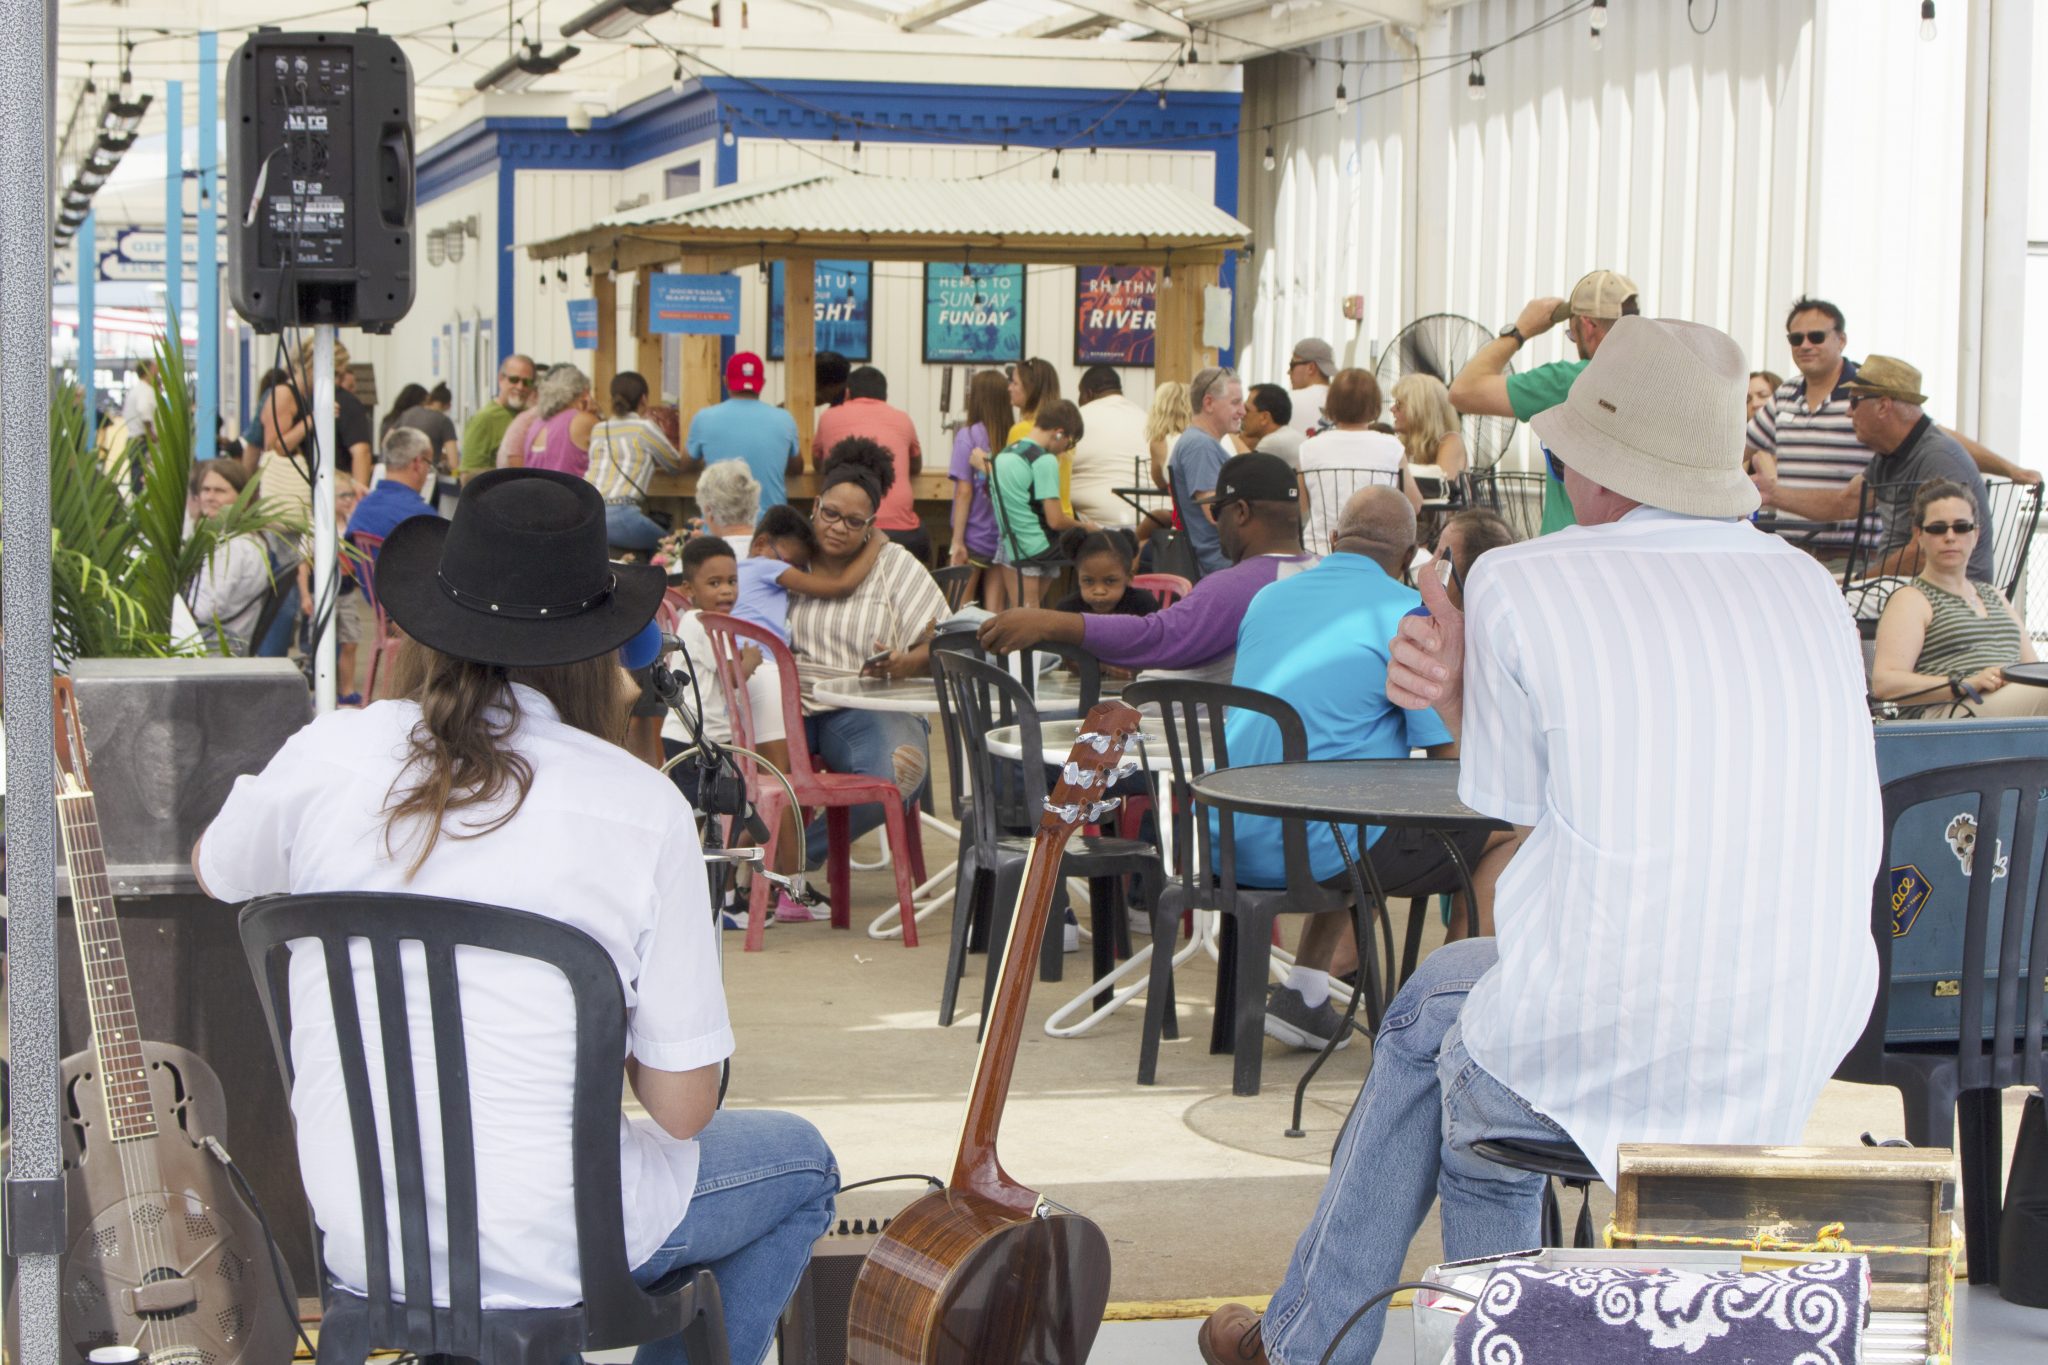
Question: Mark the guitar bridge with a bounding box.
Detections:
[1033,1195,1080,1219]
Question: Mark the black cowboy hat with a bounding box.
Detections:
[375,468,666,668]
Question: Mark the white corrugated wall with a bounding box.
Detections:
[1239,0,1978,466]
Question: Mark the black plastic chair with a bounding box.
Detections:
[932,563,978,612]
[1124,679,1351,1096]
[932,651,1163,1046]
[238,893,729,1364]
[1834,757,2048,1285]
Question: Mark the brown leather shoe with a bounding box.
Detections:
[1198,1302,1271,1364]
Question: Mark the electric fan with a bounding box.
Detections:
[1372,312,1517,469]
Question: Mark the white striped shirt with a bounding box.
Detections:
[786,542,948,714]
[1455,508,1880,1187]
[586,416,685,503]
[1746,360,1874,552]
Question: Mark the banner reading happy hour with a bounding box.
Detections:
[923,262,1026,364]
[1074,265,1157,367]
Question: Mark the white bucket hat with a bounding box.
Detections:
[1529,316,1760,520]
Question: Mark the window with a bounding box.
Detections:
[664,161,703,200]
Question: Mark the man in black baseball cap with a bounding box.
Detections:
[979,451,1313,683]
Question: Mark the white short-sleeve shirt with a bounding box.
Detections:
[1455,508,1880,1186]
[197,686,732,1308]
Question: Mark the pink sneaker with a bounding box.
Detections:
[772,892,821,923]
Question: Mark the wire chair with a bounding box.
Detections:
[1297,466,1402,554]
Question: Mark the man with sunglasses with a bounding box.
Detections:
[1284,338,1335,433]
[461,353,538,483]
[1761,355,1991,582]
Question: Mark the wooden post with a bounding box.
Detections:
[591,259,618,400]
[633,266,665,399]
[676,254,724,429]
[1188,259,1222,373]
[783,256,817,470]
[1153,260,1192,386]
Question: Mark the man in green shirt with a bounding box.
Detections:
[459,353,538,481]
[1450,270,1640,534]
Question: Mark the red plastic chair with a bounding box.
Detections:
[350,531,405,704]
[697,613,923,952]
[1132,572,1192,610]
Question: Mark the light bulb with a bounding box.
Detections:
[1333,82,1348,116]
[1590,26,1602,51]
[1920,0,1936,41]
[671,64,684,94]
[1467,59,1487,102]
[1157,90,1167,110]
[1263,146,1275,173]
[1590,0,1608,33]
[1161,265,1174,290]
[722,125,735,147]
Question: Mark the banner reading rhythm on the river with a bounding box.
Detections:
[1074,265,1157,367]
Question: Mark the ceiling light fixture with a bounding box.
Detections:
[1467,54,1487,102]
[1590,0,1607,49]
[473,41,581,93]
[560,0,678,39]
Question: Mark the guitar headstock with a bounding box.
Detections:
[1040,701,1145,832]
[53,674,90,796]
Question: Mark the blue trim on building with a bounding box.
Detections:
[419,75,1243,363]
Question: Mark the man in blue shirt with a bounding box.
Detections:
[1217,486,1489,1051]
[347,428,443,544]
[686,351,802,511]
[1170,366,1244,578]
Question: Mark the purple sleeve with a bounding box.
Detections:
[1080,561,1271,670]
[949,423,984,480]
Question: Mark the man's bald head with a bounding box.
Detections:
[1332,485,1416,576]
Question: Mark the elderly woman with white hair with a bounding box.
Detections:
[524,363,597,478]
[694,458,762,557]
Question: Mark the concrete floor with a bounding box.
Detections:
[663,823,2047,1361]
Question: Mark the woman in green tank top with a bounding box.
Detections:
[1871,480,2046,717]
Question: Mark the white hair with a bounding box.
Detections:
[381,425,434,469]
[535,364,591,418]
[696,459,762,526]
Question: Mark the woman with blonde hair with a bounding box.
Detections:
[1145,381,1193,490]
[1389,373,1468,487]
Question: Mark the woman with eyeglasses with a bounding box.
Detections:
[1872,479,2047,717]
[784,439,949,868]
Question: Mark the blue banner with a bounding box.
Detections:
[923,262,1025,364]
[770,259,872,361]
[648,273,742,336]
[566,297,599,350]
[1074,265,1157,367]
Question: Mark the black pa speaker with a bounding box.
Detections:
[227,27,415,333]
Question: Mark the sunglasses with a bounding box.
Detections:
[813,504,873,532]
[1200,496,1244,524]
[1919,520,1977,537]
[501,374,537,388]
[1542,446,1565,483]
[1786,330,1834,347]
[1848,393,1886,409]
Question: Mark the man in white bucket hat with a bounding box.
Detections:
[1200,318,1882,1365]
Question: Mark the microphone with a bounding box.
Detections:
[620,622,689,671]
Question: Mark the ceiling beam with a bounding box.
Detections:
[893,0,988,31]
[1184,0,1427,29]
[1204,2,1425,63]
[1019,0,1191,42]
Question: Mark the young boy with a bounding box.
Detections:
[990,399,1099,606]
[732,503,883,642]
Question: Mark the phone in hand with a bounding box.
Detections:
[861,649,894,677]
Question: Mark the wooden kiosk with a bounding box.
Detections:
[522,172,1251,513]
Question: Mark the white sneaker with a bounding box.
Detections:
[1128,907,1153,937]
[1063,908,1080,953]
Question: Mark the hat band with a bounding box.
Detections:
[437,571,616,620]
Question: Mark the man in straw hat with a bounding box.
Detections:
[1761,353,1993,583]
[1450,269,1640,537]
[1201,319,1881,1365]
[193,470,837,1364]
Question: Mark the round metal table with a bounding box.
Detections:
[2001,662,2048,689]
[1191,758,1509,1136]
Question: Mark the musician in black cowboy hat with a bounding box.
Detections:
[194,469,837,1364]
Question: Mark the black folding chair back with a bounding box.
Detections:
[1983,478,2042,601]
[931,563,978,612]
[238,893,727,1364]
[1124,679,1343,1094]
[1835,757,2048,1285]
[1467,468,1547,543]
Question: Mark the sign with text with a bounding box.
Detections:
[647,273,741,336]
[769,259,872,361]
[1074,265,1157,367]
[923,262,1025,364]
[566,297,599,349]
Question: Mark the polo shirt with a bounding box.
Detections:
[1505,358,1586,535]
[1168,427,1231,577]
[1213,554,1451,887]
[990,438,1063,559]
[1866,415,1992,581]
[689,397,800,512]
[812,398,921,531]
[1747,359,1876,552]
[196,686,732,1308]
[462,401,518,476]
[345,477,440,545]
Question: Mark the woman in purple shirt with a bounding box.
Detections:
[946,369,1012,607]
[525,364,597,478]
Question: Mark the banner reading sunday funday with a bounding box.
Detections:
[923,262,1026,364]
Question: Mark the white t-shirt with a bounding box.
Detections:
[121,377,157,438]
[1255,426,1305,469]
[662,611,787,747]
[197,687,732,1308]
[1070,394,1151,524]
[1288,382,1328,433]
[1454,508,1880,1186]
[1294,427,1406,553]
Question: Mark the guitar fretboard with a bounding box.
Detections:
[57,787,158,1143]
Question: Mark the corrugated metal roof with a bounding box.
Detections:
[547,172,1249,247]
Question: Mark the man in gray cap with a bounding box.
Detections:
[1450,269,1640,535]
[1200,317,1880,1365]
[1285,337,1336,433]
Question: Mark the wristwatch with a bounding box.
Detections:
[1499,324,1527,348]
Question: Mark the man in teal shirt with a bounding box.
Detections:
[990,399,1096,603]
[1449,269,1639,534]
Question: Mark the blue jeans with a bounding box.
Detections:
[800,709,930,867]
[629,1108,838,1365]
[1262,939,1566,1365]
[607,501,669,552]
[256,581,299,657]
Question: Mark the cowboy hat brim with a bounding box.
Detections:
[374,514,668,668]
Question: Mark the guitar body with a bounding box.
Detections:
[54,1040,298,1365]
[846,1189,1111,1365]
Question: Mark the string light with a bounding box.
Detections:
[721,123,736,147]
[671,60,684,93]
[1156,88,1167,110]
[1467,54,1487,102]
[449,23,460,55]
[1920,0,1937,41]
[1333,78,1348,116]
[1051,150,1061,181]
[1263,128,1275,173]
[1590,0,1607,49]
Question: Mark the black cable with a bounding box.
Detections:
[1318,1280,1478,1365]
[206,1136,320,1361]
[838,1173,944,1196]
[1688,0,1721,37]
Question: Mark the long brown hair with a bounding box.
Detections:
[381,638,631,875]
[966,369,1014,449]
[1015,357,1059,419]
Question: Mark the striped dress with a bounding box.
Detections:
[1904,578,2019,716]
